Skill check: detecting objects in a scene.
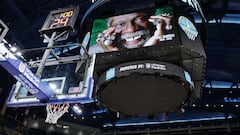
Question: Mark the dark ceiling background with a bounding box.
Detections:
[0,0,240,135]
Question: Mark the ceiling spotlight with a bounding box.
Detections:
[10,46,17,52]
[72,105,82,115]
[91,0,97,3]
[73,105,79,110]
[63,125,69,129]
[77,109,82,114]
[16,51,22,56]
[181,108,185,113]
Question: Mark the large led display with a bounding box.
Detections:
[88,6,178,54]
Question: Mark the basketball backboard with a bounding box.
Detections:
[6,55,96,107]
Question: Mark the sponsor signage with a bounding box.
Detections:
[119,63,166,72]
[0,44,52,102]
[178,16,198,41]
[100,61,190,85]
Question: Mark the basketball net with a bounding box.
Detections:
[45,103,70,124]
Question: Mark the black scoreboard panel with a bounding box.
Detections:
[85,1,206,115]
[39,6,79,35]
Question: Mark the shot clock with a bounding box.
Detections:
[39,6,80,35]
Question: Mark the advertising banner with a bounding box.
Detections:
[0,43,52,102]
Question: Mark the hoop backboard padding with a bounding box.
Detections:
[96,61,193,115]
[0,19,9,43]
[45,103,70,124]
[7,57,95,107]
[39,6,80,35]
[0,44,52,102]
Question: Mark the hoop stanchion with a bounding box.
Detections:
[45,103,70,124]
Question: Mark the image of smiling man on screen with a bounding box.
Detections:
[88,7,174,54]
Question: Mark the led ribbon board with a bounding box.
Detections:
[97,61,193,115]
[0,43,52,102]
[39,6,80,35]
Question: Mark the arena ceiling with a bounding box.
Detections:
[0,0,240,133]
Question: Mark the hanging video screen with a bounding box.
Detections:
[88,6,178,54]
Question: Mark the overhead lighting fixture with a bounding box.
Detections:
[16,51,22,57]
[10,46,17,52]
[72,105,82,115]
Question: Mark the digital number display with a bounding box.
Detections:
[40,6,79,35]
[49,10,74,28]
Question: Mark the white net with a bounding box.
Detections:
[45,103,70,124]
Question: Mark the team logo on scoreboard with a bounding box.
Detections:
[178,16,198,41]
